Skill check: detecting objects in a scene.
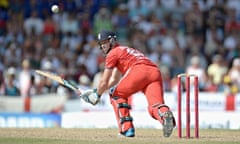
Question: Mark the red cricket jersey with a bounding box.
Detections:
[105,45,157,74]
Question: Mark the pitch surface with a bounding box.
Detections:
[0,128,240,144]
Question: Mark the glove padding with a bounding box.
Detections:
[81,89,100,105]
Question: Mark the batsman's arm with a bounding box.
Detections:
[108,68,122,88]
[97,68,113,95]
[80,68,121,105]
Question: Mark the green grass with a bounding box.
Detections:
[0,128,240,144]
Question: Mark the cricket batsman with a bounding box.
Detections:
[80,30,176,137]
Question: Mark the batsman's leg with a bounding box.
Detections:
[145,81,176,137]
[148,104,176,137]
[110,96,135,137]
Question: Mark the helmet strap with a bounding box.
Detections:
[106,38,114,54]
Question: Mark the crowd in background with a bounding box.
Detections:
[0,0,239,99]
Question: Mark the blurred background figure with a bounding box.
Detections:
[207,54,228,91]
[227,57,240,93]
[0,70,5,95]
[93,5,113,35]
[78,74,91,90]
[160,65,172,92]
[112,3,130,42]
[4,67,20,96]
[92,62,104,88]
[23,10,43,36]
[186,55,208,91]
[18,59,32,97]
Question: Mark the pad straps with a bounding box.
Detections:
[152,103,169,117]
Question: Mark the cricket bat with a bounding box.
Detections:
[35,70,81,93]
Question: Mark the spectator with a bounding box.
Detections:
[186,55,208,91]
[60,12,78,35]
[150,0,168,21]
[184,1,203,35]
[78,74,91,91]
[4,67,20,96]
[60,32,79,52]
[78,12,91,37]
[28,74,39,96]
[224,30,238,55]
[43,15,57,36]
[207,54,228,89]
[4,42,21,67]
[205,26,221,56]
[160,29,176,67]
[171,0,187,23]
[160,65,172,92]
[228,57,240,92]
[112,3,130,42]
[77,42,99,76]
[18,59,32,97]
[128,0,150,21]
[222,74,237,94]
[23,10,43,36]
[225,8,240,34]
[92,62,104,88]
[93,6,113,35]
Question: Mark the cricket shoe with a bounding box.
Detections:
[119,128,135,137]
[162,111,175,137]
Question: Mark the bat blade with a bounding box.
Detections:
[35,70,80,92]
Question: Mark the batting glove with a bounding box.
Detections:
[109,85,116,96]
[81,88,100,105]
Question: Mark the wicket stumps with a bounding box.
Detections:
[177,74,199,139]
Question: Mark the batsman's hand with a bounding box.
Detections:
[81,88,100,105]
